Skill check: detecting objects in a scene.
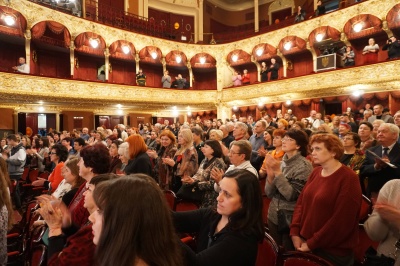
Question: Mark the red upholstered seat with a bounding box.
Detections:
[281,251,334,266]
[163,190,177,211]
[256,230,280,266]
[353,224,379,265]
[359,195,372,223]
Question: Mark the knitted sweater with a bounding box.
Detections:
[290,165,361,256]
[265,152,313,224]
[364,179,400,265]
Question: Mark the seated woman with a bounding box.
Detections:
[364,179,400,265]
[290,133,362,266]
[108,140,122,174]
[91,174,183,266]
[259,129,285,178]
[38,173,117,266]
[363,38,379,64]
[174,169,263,266]
[340,132,365,176]
[124,134,152,176]
[32,144,69,195]
[181,140,226,208]
[264,129,313,251]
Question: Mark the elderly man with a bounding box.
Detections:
[382,36,400,60]
[360,123,400,199]
[233,122,248,141]
[249,120,267,171]
[211,140,258,192]
[368,104,394,124]
[80,127,90,141]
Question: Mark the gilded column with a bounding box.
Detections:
[187,62,193,87]
[24,30,31,71]
[13,110,18,134]
[254,0,259,33]
[56,112,60,132]
[198,0,204,42]
[70,40,75,77]
[104,48,110,81]
[123,115,128,126]
[135,53,140,74]
[82,0,86,18]
[162,57,166,73]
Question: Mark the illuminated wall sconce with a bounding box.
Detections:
[284,42,292,51]
[176,55,182,64]
[122,45,130,54]
[231,54,238,62]
[316,33,324,42]
[2,13,16,26]
[256,48,263,56]
[199,56,206,64]
[353,23,363,32]
[89,38,100,48]
[151,51,158,59]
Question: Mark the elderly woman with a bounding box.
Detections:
[364,179,400,265]
[181,140,226,208]
[264,129,313,250]
[290,133,361,265]
[340,132,365,175]
[123,134,152,176]
[163,128,198,193]
[358,122,377,151]
[147,130,177,190]
[108,140,122,174]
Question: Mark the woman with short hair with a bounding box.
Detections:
[124,134,152,176]
[291,133,362,265]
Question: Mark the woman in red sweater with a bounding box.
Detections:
[290,133,361,266]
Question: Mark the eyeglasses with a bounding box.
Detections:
[282,137,295,142]
[229,150,242,155]
[50,152,57,155]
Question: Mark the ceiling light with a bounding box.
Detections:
[352,90,364,97]
[116,109,123,115]
[316,34,324,42]
[176,55,182,64]
[353,23,363,33]
[3,14,15,26]
[38,106,45,112]
[172,110,179,117]
[256,48,263,56]
[187,111,192,116]
[122,45,130,54]
[199,57,206,64]
[151,52,157,59]
[286,100,292,105]
[284,42,292,51]
[116,104,122,109]
[231,54,238,62]
[89,38,99,48]
[232,105,238,111]
[258,102,264,107]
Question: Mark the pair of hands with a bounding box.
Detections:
[210,168,224,184]
[162,156,175,167]
[181,174,195,185]
[36,195,71,236]
[291,236,310,252]
[260,154,281,183]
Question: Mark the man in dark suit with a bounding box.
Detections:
[360,123,400,199]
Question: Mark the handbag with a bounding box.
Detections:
[277,196,293,234]
[176,182,204,203]
[363,246,395,266]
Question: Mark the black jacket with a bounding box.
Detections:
[124,152,152,176]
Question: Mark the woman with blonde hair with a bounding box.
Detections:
[124,134,152,176]
[163,128,198,193]
[147,130,177,190]
[0,157,13,265]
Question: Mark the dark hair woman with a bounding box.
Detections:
[91,174,183,266]
[108,140,122,174]
[181,139,226,208]
[173,169,263,266]
[264,129,313,250]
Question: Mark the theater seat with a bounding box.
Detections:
[281,251,334,266]
[353,224,379,265]
[163,190,177,211]
[256,230,281,266]
[359,195,372,223]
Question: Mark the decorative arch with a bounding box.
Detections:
[190,53,216,68]
[139,46,162,64]
[31,21,71,47]
[0,6,27,37]
[74,32,106,56]
[386,3,400,29]
[278,35,307,55]
[165,50,187,67]
[308,26,341,48]
[109,40,135,60]
[226,49,251,66]
[343,14,383,40]
[252,43,277,61]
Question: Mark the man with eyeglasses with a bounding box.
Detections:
[211,140,258,192]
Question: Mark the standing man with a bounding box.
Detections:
[5,134,26,210]
[175,74,186,89]
[161,70,171,88]
[12,57,30,74]
[360,123,400,199]
[249,120,267,171]
[382,36,400,60]
[80,127,90,142]
[368,104,394,124]
[267,58,280,80]
[136,69,146,86]
[191,127,205,166]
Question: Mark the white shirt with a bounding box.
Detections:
[17,63,30,74]
[214,160,258,192]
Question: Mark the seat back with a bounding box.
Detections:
[175,200,199,212]
[29,244,47,266]
[39,172,50,180]
[353,224,379,264]
[28,169,40,183]
[281,251,334,266]
[262,195,271,225]
[164,190,177,211]
[21,167,30,182]
[256,231,280,266]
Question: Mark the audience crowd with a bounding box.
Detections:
[1,102,400,265]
